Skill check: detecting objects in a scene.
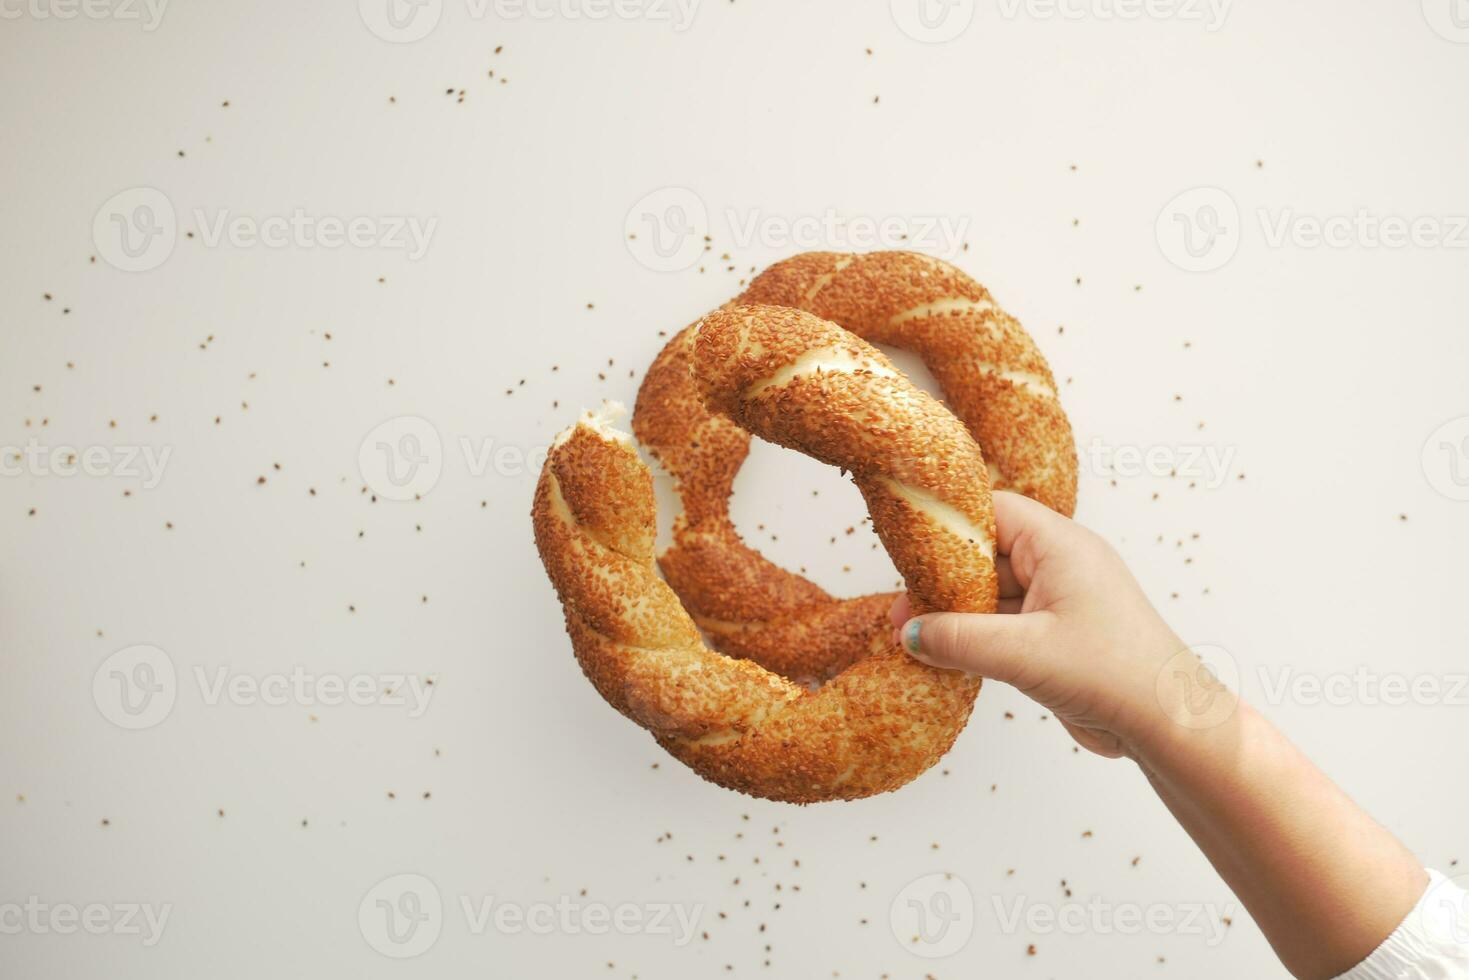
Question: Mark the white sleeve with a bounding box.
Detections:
[1332,870,1469,980]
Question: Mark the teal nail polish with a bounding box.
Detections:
[903,619,922,654]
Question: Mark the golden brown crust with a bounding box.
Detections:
[532,420,980,803]
[536,251,1076,803]
[740,251,1078,516]
[692,592,894,684]
[632,324,753,530]
[632,324,876,683]
[632,251,1073,684]
[692,305,998,616]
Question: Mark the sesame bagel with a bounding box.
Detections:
[633,323,896,685]
[691,306,999,617]
[740,250,1076,515]
[633,251,1075,687]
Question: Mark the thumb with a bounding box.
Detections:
[899,611,1055,685]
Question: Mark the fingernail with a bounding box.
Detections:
[902,618,922,655]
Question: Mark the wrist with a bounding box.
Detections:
[1120,631,1245,766]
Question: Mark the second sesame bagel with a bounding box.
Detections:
[740,250,1077,516]
[633,251,1075,686]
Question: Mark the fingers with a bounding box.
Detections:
[996,555,1022,598]
[992,490,1075,586]
[890,567,1022,627]
[891,596,1024,651]
[888,499,1035,628]
[898,610,1055,686]
[992,490,1071,552]
[888,593,910,629]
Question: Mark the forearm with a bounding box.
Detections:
[894,502,1437,976]
[1133,700,1426,979]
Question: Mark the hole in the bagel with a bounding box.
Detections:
[873,343,944,404]
[882,343,1005,488]
[728,437,899,599]
[658,344,964,686]
[721,344,947,600]
[643,449,681,556]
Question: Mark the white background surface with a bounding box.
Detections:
[2,1,1468,977]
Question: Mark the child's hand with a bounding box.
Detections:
[891,490,1204,759]
[894,491,1434,980]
